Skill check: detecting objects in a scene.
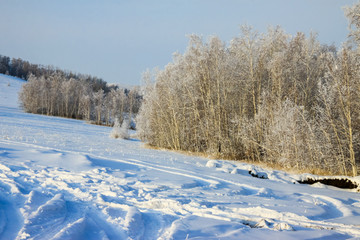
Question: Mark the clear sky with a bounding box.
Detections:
[0,0,358,86]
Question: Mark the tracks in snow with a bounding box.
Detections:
[1,139,360,238]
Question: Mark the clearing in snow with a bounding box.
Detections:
[0,73,360,239]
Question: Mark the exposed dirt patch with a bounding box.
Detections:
[298,178,358,189]
[249,170,268,179]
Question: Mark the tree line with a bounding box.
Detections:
[10,57,142,126]
[0,55,107,91]
[137,3,360,176]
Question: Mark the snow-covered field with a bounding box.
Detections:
[0,73,360,239]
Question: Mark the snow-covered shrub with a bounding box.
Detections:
[110,119,130,139]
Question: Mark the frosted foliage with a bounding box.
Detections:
[138,19,360,175]
[18,73,142,126]
[137,23,360,175]
[258,99,319,170]
[110,119,130,139]
[345,2,360,45]
[136,70,156,143]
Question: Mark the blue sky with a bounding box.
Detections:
[0,0,357,86]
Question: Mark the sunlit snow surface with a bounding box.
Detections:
[0,73,360,239]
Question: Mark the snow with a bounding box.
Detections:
[0,73,360,239]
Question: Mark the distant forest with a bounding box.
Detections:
[0,54,141,126]
[0,55,107,90]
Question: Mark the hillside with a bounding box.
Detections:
[0,73,360,239]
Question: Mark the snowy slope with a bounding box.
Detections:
[0,74,24,108]
[0,73,360,239]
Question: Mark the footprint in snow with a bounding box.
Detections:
[24,190,52,214]
[0,197,22,240]
[52,216,111,240]
[20,194,67,238]
[125,207,145,240]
